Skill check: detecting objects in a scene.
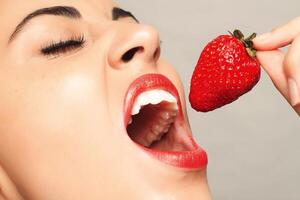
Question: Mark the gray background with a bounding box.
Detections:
[117,1,300,199]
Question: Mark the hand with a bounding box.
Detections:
[253,17,300,116]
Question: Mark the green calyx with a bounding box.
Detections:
[228,29,257,58]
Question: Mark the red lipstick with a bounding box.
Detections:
[124,73,207,170]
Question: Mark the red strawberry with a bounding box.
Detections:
[189,30,261,112]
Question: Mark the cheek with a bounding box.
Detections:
[2,68,107,130]
[0,65,113,182]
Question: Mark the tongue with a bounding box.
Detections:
[150,125,192,151]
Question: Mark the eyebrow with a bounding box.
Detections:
[9,6,81,43]
[9,6,138,43]
[112,7,139,23]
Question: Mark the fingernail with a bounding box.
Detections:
[288,78,300,106]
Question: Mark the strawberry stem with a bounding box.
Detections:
[230,29,257,58]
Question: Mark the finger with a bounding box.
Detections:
[283,35,300,106]
[256,50,289,98]
[254,17,300,50]
[293,104,300,116]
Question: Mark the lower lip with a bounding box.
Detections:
[138,143,208,170]
[124,73,208,170]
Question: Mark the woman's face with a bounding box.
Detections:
[0,0,211,199]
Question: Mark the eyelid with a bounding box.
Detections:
[40,35,86,58]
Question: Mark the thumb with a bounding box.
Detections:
[256,50,289,98]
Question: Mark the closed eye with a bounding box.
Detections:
[41,35,86,58]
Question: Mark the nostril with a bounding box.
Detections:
[122,47,144,62]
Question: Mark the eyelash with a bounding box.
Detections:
[41,35,86,57]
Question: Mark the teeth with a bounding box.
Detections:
[151,124,164,135]
[158,118,169,125]
[162,126,170,133]
[129,110,178,147]
[131,90,177,115]
[160,112,171,120]
[128,117,133,125]
[146,133,158,145]
[127,89,179,147]
[146,111,176,146]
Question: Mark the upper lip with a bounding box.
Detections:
[123,73,207,170]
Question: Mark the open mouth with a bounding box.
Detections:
[127,90,193,151]
[124,74,207,169]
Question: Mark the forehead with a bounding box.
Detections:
[0,0,116,45]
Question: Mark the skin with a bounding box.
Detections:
[254,17,300,116]
[0,0,212,199]
[0,0,298,199]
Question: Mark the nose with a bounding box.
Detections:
[108,23,161,69]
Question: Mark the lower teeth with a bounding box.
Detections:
[127,107,177,147]
[145,116,175,146]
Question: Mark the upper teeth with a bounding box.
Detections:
[131,90,178,116]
